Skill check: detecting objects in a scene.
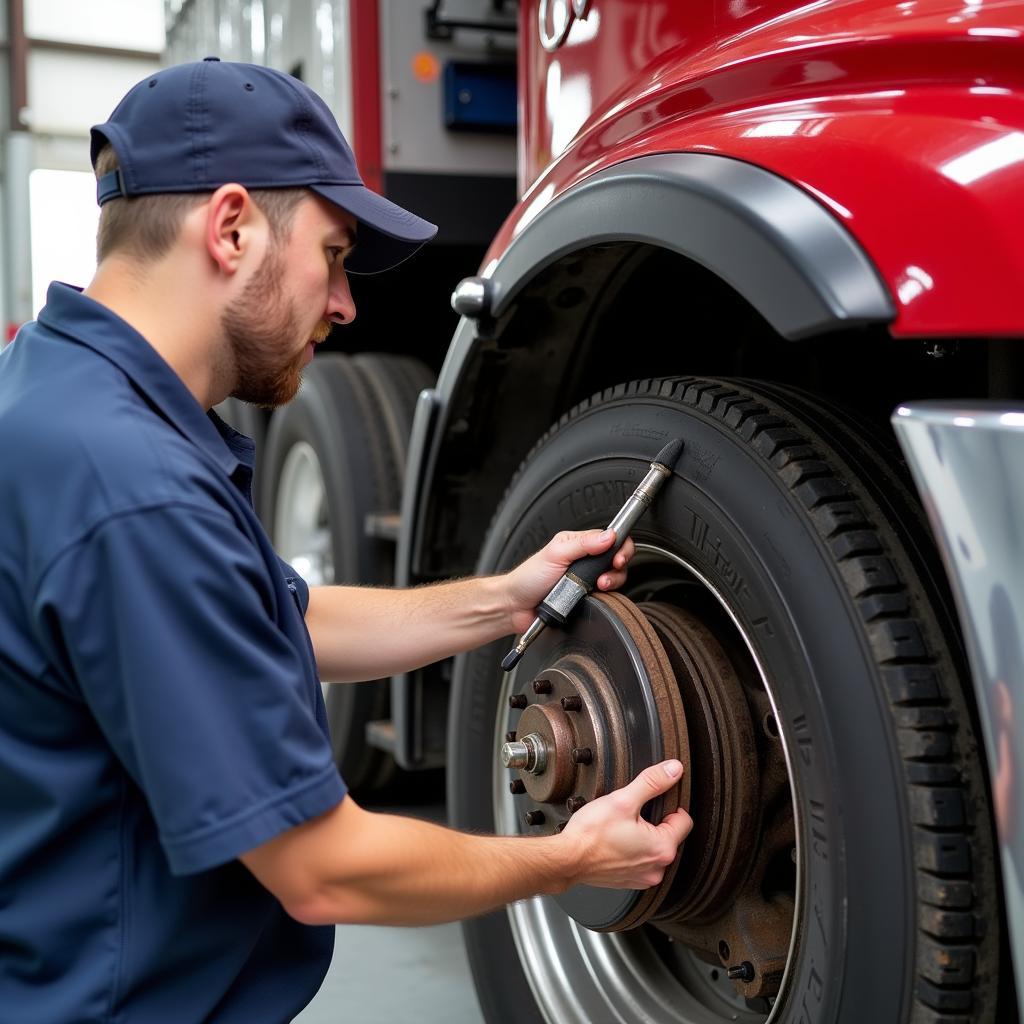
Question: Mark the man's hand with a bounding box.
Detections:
[504,529,637,634]
[559,759,692,890]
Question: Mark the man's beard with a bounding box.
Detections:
[221,246,310,409]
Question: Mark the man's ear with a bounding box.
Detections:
[204,183,263,275]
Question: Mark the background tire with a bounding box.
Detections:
[261,353,433,794]
[449,377,999,1023]
[214,397,269,511]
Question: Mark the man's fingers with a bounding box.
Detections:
[613,537,636,569]
[623,759,684,811]
[659,808,694,846]
[581,528,616,551]
[594,538,636,590]
[597,569,632,591]
[549,530,635,573]
[549,528,615,564]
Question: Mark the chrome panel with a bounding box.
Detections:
[892,400,1024,1016]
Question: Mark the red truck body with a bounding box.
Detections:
[504,0,1024,336]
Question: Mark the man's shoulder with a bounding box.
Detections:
[5,353,186,491]
[0,330,230,578]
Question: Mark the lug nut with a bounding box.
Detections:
[509,693,528,709]
[571,747,593,765]
[533,678,552,694]
[561,695,582,712]
[509,779,525,794]
[505,731,516,743]
[525,810,545,826]
[566,796,586,813]
[726,962,755,982]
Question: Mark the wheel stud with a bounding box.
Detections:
[505,731,516,743]
[509,693,528,709]
[726,962,755,982]
[561,695,582,712]
[571,747,593,765]
[566,796,586,813]
[509,779,525,794]
[525,810,545,826]
[533,678,552,694]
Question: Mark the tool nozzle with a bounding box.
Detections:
[654,438,683,471]
[501,648,523,672]
[501,617,546,673]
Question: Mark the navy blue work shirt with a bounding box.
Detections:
[0,283,347,1022]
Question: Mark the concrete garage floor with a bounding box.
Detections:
[294,920,485,1024]
[293,774,487,1024]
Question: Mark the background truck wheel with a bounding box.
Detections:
[448,377,999,1023]
[215,397,269,511]
[261,352,433,794]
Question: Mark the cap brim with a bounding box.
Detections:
[311,183,437,275]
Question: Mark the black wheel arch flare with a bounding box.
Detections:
[487,151,895,337]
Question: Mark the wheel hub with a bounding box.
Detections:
[501,592,795,998]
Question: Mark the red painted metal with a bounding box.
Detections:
[8,0,27,131]
[502,0,1024,337]
[349,0,383,195]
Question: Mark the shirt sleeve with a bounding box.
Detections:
[32,501,346,875]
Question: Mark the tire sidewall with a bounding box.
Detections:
[450,396,914,1023]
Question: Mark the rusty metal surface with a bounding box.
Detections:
[500,590,794,995]
[643,603,760,923]
[644,607,795,1000]
[593,592,690,932]
[503,595,675,928]
[515,676,602,805]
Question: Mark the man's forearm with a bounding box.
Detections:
[240,762,689,928]
[305,576,513,682]
[242,797,578,927]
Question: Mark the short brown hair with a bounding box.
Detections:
[94,145,306,262]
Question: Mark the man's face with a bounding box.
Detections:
[221,196,357,408]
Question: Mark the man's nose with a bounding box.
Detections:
[327,271,356,325]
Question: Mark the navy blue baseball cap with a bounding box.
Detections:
[90,58,437,274]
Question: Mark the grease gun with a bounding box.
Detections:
[500,438,683,671]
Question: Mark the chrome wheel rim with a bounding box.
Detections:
[273,441,335,698]
[273,441,334,586]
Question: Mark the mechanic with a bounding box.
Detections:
[0,59,693,1022]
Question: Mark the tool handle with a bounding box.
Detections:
[535,541,622,627]
[565,539,623,592]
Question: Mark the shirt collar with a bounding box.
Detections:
[38,282,243,478]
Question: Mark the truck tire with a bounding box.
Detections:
[261,353,433,793]
[448,377,999,1024]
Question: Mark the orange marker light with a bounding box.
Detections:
[411,51,440,83]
